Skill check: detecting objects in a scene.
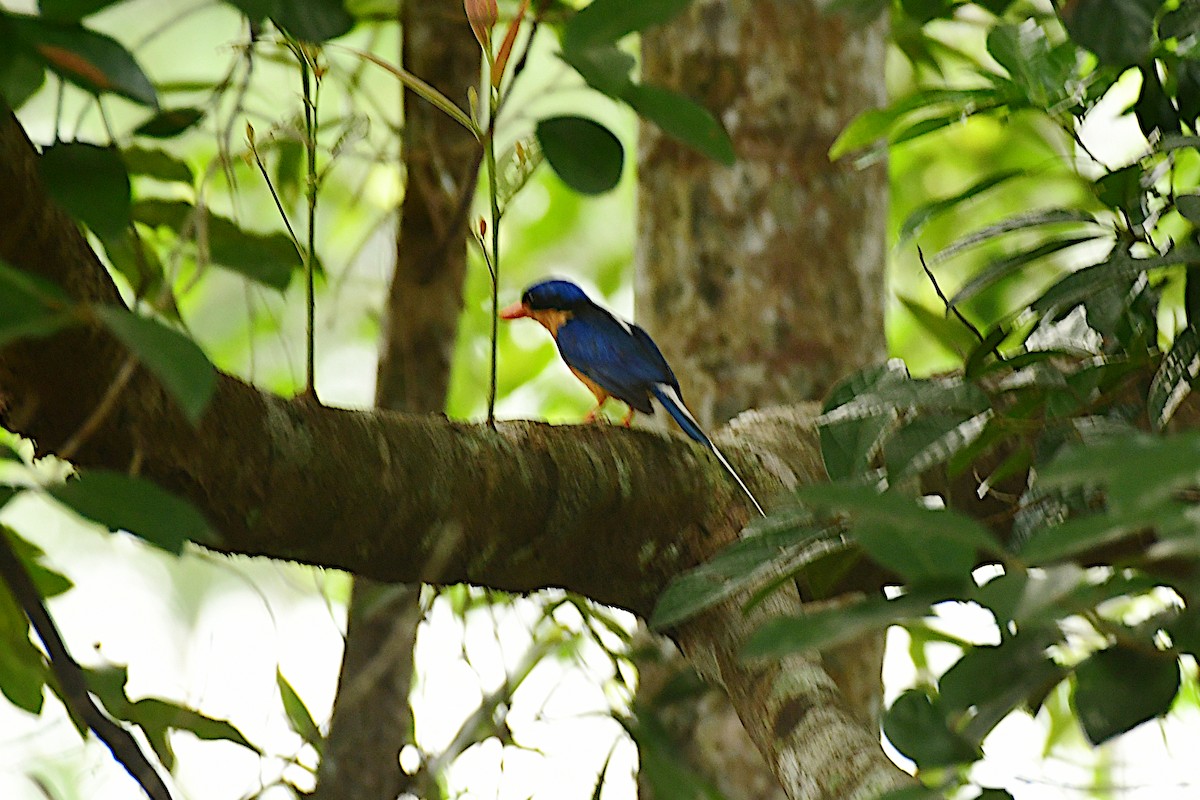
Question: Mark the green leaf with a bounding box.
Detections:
[743,587,944,659]
[95,306,216,425]
[1061,0,1157,69]
[37,0,124,21]
[1149,325,1200,430]
[10,15,157,106]
[134,107,205,139]
[623,83,734,165]
[899,169,1022,244]
[562,0,692,51]
[651,514,845,629]
[272,0,354,42]
[985,22,1078,108]
[884,411,992,481]
[133,199,299,290]
[6,526,74,600]
[277,670,323,754]
[932,208,1101,266]
[1033,244,1200,318]
[947,236,1100,309]
[0,260,76,347]
[559,43,635,97]
[38,141,131,237]
[0,44,47,109]
[48,469,214,553]
[882,690,982,768]
[223,0,278,21]
[87,665,261,772]
[536,116,625,195]
[939,629,1066,742]
[622,712,726,800]
[818,361,910,480]
[1072,645,1180,745]
[0,528,51,714]
[798,485,1003,582]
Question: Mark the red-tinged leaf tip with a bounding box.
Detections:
[491,0,529,88]
[464,0,498,50]
[36,44,114,93]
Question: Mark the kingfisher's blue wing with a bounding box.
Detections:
[555,308,678,414]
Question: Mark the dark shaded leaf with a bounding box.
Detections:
[559,43,635,97]
[37,0,124,21]
[39,141,131,237]
[1072,644,1180,745]
[884,411,991,481]
[623,83,734,165]
[939,629,1066,742]
[11,15,156,106]
[562,0,691,51]
[536,115,624,195]
[272,0,354,42]
[1033,244,1200,318]
[95,306,216,424]
[1135,64,1181,139]
[1178,194,1200,226]
[883,690,982,768]
[1061,0,1157,69]
[223,0,278,21]
[134,107,205,139]
[122,146,193,184]
[48,470,215,553]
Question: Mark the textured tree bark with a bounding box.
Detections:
[313,3,479,796]
[636,2,890,796]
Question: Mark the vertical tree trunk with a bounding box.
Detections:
[313,2,480,797]
[636,1,888,796]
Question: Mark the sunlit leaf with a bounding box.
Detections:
[95,306,216,425]
[899,169,1022,243]
[932,208,1102,266]
[38,141,131,237]
[536,116,624,195]
[1072,644,1180,745]
[48,469,215,553]
[11,14,156,106]
[947,236,1101,309]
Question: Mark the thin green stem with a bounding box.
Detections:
[300,47,320,401]
[485,87,501,428]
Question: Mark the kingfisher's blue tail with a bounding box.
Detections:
[650,384,766,517]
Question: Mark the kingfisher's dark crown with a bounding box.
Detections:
[522,279,592,312]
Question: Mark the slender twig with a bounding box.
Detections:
[0,532,174,800]
[247,131,304,258]
[53,78,64,143]
[58,357,139,463]
[917,244,986,343]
